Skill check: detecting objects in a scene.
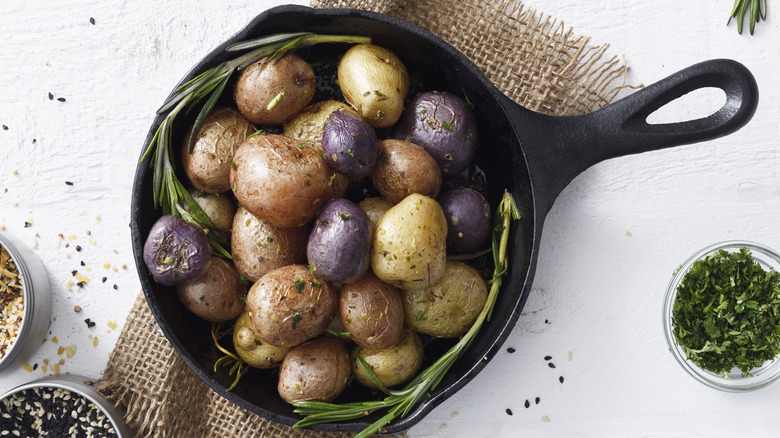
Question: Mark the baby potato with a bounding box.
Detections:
[371,194,448,291]
[306,199,371,283]
[358,196,394,237]
[230,134,335,228]
[321,109,378,181]
[437,186,492,254]
[352,327,423,389]
[233,310,290,369]
[234,52,316,125]
[338,44,410,128]
[231,206,308,283]
[182,107,255,194]
[340,272,403,349]
[371,139,441,204]
[283,100,356,150]
[403,261,488,338]
[278,337,351,403]
[245,264,337,348]
[186,188,236,231]
[175,258,246,322]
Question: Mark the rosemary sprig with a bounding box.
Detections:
[292,190,520,437]
[139,32,371,257]
[728,0,767,34]
[211,321,249,392]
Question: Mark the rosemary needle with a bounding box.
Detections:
[728,0,767,35]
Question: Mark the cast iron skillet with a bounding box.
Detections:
[130,5,758,433]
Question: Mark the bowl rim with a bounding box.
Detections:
[663,239,780,392]
[0,232,38,371]
[0,374,132,437]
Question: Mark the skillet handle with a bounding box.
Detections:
[510,58,758,217]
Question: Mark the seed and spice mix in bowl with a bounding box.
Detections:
[0,231,51,372]
[0,374,132,437]
[663,241,780,391]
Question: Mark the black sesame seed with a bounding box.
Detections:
[80,260,85,266]
[524,399,530,408]
[24,222,31,228]
[101,277,107,283]
[71,270,78,276]
[548,362,556,368]
[507,347,515,353]
[48,92,54,100]
[32,363,38,370]
[57,97,66,102]
[75,245,82,252]
[505,408,513,416]
[535,397,540,404]
[112,284,118,290]
[559,376,565,383]
[89,17,96,25]
[65,181,74,186]
[2,125,8,130]
[544,355,552,361]
[76,281,85,288]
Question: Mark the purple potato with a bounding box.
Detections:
[307,199,371,283]
[393,91,479,177]
[321,109,378,180]
[438,187,491,254]
[143,215,212,286]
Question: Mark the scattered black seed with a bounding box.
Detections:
[559,376,565,383]
[76,281,85,288]
[75,245,82,252]
[544,355,552,361]
[505,408,513,416]
[101,277,107,283]
[65,181,74,186]
[48,92,54,100]
[2,125,8,130]
[0,386,118,436]
[84,318,96,328]
[548,362,556,369]
[507,347,515,353]
[23,221,31,228]
[71,270,78,276]
[32,363,38,370]
[90,17,96,25]
[80,260,85,266]
[524,400,530,408]
[32,138,36,143]
[112,284,118,290]
[544,319,549,324]
[535,397,540,404]
[57,97,66,102]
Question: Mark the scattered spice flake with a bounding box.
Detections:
[101,277,107,283]
[74,305,81,312]
[95,215,101,223]
[541,415,550,422]
[92,337,99,347]
[103,263,110,269]
[507,347,516,353]
[53,363,61,375]
[107,319,117,330]
[89,17,96,25]
[12,170,18,176]
[568,351,573,361]
[74,272,89,284]
[75,245,82,252]
[64,344,76,358]
[65,181,74,186]
[559,376,565,383]
[544,355,552,361]
[535,397,540,404]
[524,400,530,408]
[48,92,54,100]
[57,97,66,102]
[548,362,556,368]
[84,318,95,328]
[65,279,74,289]
[121,264,127,270]
[23,362,33,372]
[505,408,513,416]
[2,125,7,130]
[51,336,58,344]
[112,284,118,290]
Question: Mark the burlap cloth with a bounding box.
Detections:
[96,0,631,436]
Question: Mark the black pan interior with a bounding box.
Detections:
[131,6,538,432]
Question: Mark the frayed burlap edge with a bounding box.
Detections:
[97,1,633,436]
[312,0,633,115]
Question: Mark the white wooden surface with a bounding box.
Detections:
[1,0,779,436]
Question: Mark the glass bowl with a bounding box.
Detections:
[663,240,780,392]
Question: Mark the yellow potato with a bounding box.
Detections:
[233,311,289,369]
[351,327,423,389]
[370,194,447,291]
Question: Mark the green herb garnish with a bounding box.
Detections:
[338,212,353,221]
[211,321,248,391]
[728,0,766,35]
[292,191,520,437]
[671,247,780,377]
[293,279,306,293]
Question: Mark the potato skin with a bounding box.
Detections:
[321,109,378,180]
[283,100,356,150]
[234,52,316,125]
[352,327,423,389]
[403,261,488,338]
[278,337,351,403]
[182,107,255,194]
[230,134,335,227]
[370,194,448,291]
[358,197,394,233]
[338,44,410,128]
[231,207,308,283]
[393,91,479,177]
[437,186,492,254]
[371,139,441,204]
[175,258,246,322]
[233,310,290,369]
[340,272,403,349]
[307,199,371,283]
[187,188,236,231]
[245,264,337,348]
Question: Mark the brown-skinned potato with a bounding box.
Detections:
[234,52,316,125]
[231,206,308,283]
[245,264,337,348]
[340,272,404,349]
[371,139,441,204]
[175,258,246,322]
[181,107,254,194]
[278,337,351,403]
[230,134,335,228]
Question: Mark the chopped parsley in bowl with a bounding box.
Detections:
[663,241,780,391]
